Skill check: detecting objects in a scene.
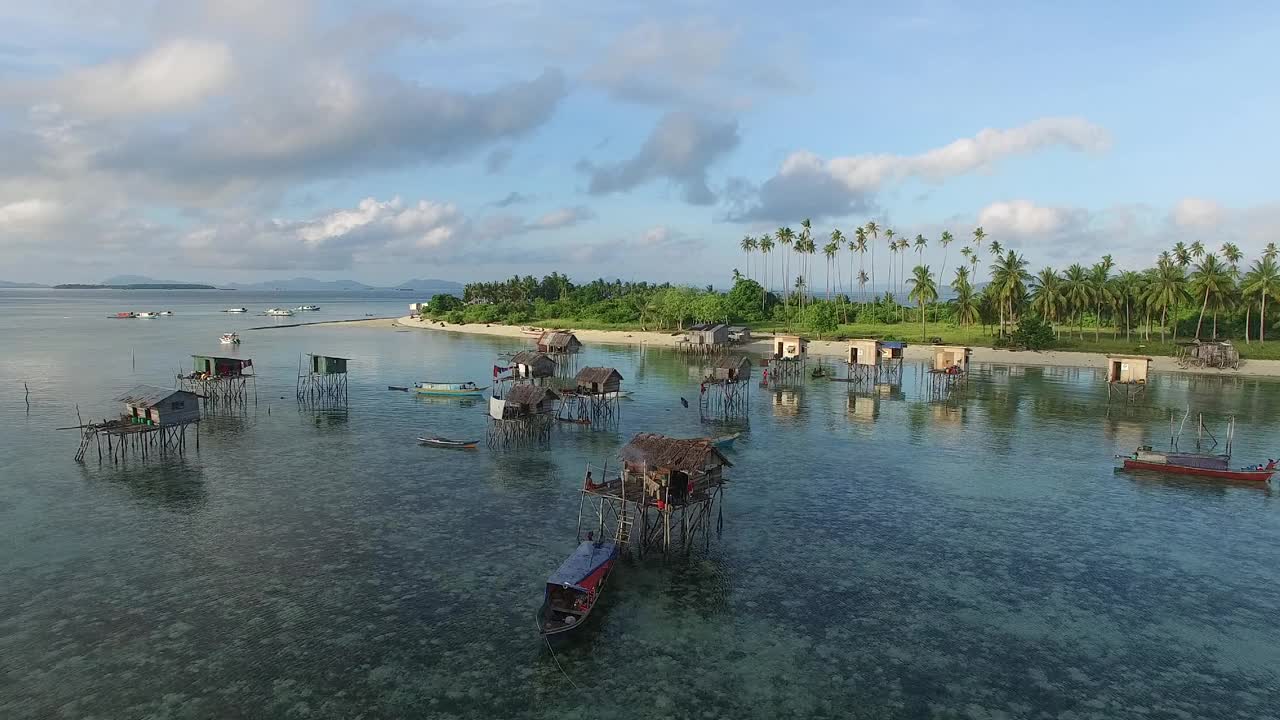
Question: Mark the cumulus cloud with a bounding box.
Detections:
[59,39,234,116]
[1171,197,1224,228]
[584,18,805,111]
[580,111,739,205]
[178,196,470,270]
[0,198,61,229]
[977,200,1084,237]
[730,117,1110,222]
[528,206,594,231]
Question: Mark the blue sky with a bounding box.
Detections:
[1,0,1278,286]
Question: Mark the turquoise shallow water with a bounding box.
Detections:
[2,290,1280,719]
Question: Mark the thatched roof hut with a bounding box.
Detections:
[510,351,557,380]
[502,384,558,414]
[574,367,623,394]
[620,432,732,504]
[536,331,582,354]
[711,355,752,382]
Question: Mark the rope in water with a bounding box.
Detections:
[538,618,580,690]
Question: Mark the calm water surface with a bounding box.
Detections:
[2,290,1279,719]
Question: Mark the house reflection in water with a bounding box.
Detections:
[846,392,878,422]
[771,389,800,416]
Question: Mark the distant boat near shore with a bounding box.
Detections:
[296,305,320,311]
[224,307,248,313]
[265,308,294,316]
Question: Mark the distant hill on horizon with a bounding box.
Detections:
[0,280,48,288]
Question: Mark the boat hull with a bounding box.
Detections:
[418,437,478,449]
[413,388,486,397]
[1121,458,1275,482]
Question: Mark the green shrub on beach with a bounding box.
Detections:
[1012,315,1056,350]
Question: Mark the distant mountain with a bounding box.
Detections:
[56,283,215,290]
[395,278,464,291]
[101,274,192,286]
[225,277,463,291]
[0,280,48,288]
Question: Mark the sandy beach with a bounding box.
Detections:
[316,316,1280,379]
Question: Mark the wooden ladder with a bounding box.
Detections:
[75,427,95,463]
[614,513,633,546]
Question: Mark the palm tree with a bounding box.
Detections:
[884,228,897,300]
[972,226,986,256]
[1062,264,1092,338]
[914,234,928,263]
[896,238,909,315]
[989,250,1030,337]
[1113,270,1145,341]
[1190,254,1231,339]
[1190,240,1205,259]
[777,226,794,316]
[1243,257,1280,342]
[856,270,869,304]
[1143,259,1190,342]
[1172,241,1191,267]
[1265,242,1278,262]
[952,266,978,326]
[907,265,937,341]
[759,235,774,310]
[1222,242,1243,272]
[865,221,879,296]
[1030,267,1064,335]
[960,246,975,277]
[739,235,756,281]
[989,239,1003,258]
[1090,256,1115,341]
[824,235,841,301]
[938,231,954,291]
[852,227,868,304]
[799,218,813,310]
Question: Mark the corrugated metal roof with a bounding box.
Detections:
[116,385,195,408]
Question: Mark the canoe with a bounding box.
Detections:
[413,382,488,397]
[1120,457,1276,482]
[711,432,740,449]
[537,540,619,637]
[418,437,479,449]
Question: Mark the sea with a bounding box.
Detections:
[2,288,1279,719]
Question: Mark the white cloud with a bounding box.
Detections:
[581,111,739,205]
[977,200,1077,236]
[732,117,1110,222]
[63,39,234,115]
[0,198,61,228]
[1171,197,1224,228]
[529,206,595,231]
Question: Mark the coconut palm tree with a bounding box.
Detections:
[1221,242,1243,272]
[1143,259,1190,342]
[1090,256,1115,341]
[1190,240,1205,259]
[852,227,868,304]
[1243,257,1280,342]
[857,270,869,304]
[972,226,986,256]
[759,235,774,310]
[739,235,755,281]
[777,226,794,314]
[823,235,840,301]
[1265,242,1279,262]
[896,238,910,315]
[884,228,897,300]
[799,218,813,310]
[864,221,879,295]
[907,265,937,341]
[1030,267,1064,335]
[1113,271,1145,341]
[1190,254,1231,339]
[938,231,954,290]
[989,239,1003,258]
[1172,241,1191,267]
[914,234,928,263]
[960,246,975,277]
[952,266,978,326]
[1062,264,1092,338]
[989,250,1031,337]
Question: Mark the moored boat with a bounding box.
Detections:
[711,432,740,449]
[1120,448,1276,482]
[265,308,294,316]
[296,305,320,311]
[413,381,487,397]
[136,311,158,318]
[159,310,173,316]
[111,311,136,318]
[1117,413,1275,482]
[417,436,479,449]
[224,307,248,313]
[219,332,240,345]
[537,540,619,636]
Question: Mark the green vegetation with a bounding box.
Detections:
[421,226,1280,362]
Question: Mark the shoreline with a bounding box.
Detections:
[314,316,1280,379]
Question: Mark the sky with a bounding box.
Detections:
[2,0,1279,286]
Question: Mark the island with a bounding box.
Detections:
[53,283,218,290]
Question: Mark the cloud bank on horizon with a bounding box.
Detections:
[1,0,1277,284]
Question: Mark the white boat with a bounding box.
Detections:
[159,311,173,316]
[136,311,159,318]
[296,305,320,311]
[265,308,294,316]
[219,332,240,345]
[224,307,248,313]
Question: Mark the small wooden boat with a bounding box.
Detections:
[159,310,173,316]
[111,311,136,318]
[417,436,479,449]
[710,432,740,449]
[265,307,294,316]
[219,332,240,345]
[413,381,487,397]
[538,540,619,637]
[521,326,545,337]
[136,311,159,318]
[604,390,634,400]
[1117,413,1275,483]
[223,307,248,313]
[296,305,320,311]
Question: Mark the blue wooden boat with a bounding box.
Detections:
[537,540,619,636]
[711,432,740,449]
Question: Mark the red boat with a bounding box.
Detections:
[537,540,619,636]
[1121,450,1277,482]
